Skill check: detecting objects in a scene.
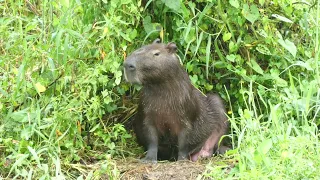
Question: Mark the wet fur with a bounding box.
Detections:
[124,40,228,162]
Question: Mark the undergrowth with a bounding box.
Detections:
[0,0,319,179]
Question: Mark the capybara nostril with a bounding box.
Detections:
[128,64,135,71]
[124,61,136,71]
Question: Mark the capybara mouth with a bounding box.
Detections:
[123,59,140,84]
[123,67,141,84]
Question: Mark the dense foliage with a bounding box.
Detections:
[0,0,319,179]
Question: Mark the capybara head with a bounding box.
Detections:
[123,39,180,85]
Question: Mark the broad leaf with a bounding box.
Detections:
[278,39,297,57]
[223,33,232,42]
[272,14,293,23]
[189,75,198,86]
[248,59,264,75]
[229,0,239,8]
[143,16,162,35]
[226,54,236,62]
[294,61,313,71]
[259,139,272,154]
[143,16,153,34]
[35,82,46,93]
[276,77,288,87]
[256,44,271,55]
[242,4,260,24]
[162,0,180,11]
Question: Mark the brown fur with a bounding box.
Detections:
[124,39,228,163]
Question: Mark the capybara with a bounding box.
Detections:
[123,39,228,163]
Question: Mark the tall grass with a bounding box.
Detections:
[0,0,136,179]
[202,1,320,178]
[203,75,320,179]
[1,0,319,179]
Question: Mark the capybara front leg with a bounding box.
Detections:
[141,124,158,163]
[177,129,190,160]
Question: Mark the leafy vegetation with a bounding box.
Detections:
[0,0,319,179]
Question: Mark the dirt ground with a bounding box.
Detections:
[117,156,235,180]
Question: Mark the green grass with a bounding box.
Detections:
[1,0,319,179]
[204,79,320,179]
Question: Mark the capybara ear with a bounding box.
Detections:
[166,42,177,53]
[153,38,161,44]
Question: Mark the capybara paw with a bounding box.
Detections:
[177,156,188,161]
[177,152,189,161]
[191,150,212,161]
[140,156,157,164]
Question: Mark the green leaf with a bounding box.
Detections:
[143,16,153,34]
[205,84,213,91]
[226,54,236,62]
[276,77,288,87]
[259,139,272,154]
[35,82,46,93]
[186,62,194,72]
[183,21,196,43]
[59,0,70,8]
[248,59,264,74]
[229,41,238,52]
[229,0,239,8]
[121,0,131,4]
[128,29,137,40]
[194,31,203,56]
[294,61,313,71]
[108,142,115,150]
[223,33,232,42]
[28,146,41,165]
[277,39,297,57]
[189,75,198,85]
[243,109,252,119]
[206,36,212,79]
[120,32,131,42]
[9,109,29,122]
[256,44,271,55]
[19,140,29,153]
[257,29,267,38]
[90,124,100,133]
[143,16,162,35]
[162,0,180,11]
[8,154,29,176]
[21,126,34,140]
[272,14,293,23]
[114,70,122,85]
[242,4,260,24]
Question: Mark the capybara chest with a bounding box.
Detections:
[148,111,183,136]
